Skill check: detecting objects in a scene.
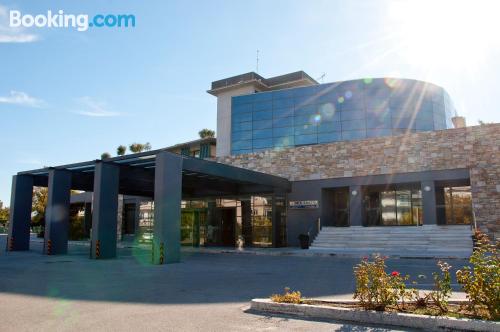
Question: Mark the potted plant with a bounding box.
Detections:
[298,233,310,249]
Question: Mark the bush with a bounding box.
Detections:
[429,261,452,313]
[353,254,406,310]
[270,287,302,304]
[456,231,500,320]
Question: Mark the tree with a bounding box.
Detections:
[0,200,9,225]
[101,152,111,159]
[117,145,127,156]
[199,128,215,138]
[32,187,48,227]
[129,143,152,153]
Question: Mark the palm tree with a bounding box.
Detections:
[117,145,127,156]
[101,152,111,159]
[199,128,215,138]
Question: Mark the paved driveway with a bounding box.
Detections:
[0,237,468,331]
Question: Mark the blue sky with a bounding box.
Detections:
[1,0,499,205]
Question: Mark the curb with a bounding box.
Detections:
[250,299,499,332]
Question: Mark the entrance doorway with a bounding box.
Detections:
[363,186,422,226]
[206,207,236,246]
[322,187,350,226]
[220,208,236,246]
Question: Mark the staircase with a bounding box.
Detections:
[310,225,473,258]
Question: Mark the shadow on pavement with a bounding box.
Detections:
[0,235,467,307]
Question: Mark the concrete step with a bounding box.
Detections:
[310,226,473,258]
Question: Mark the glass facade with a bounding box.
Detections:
[231,78,455,155]
[135,196,285,247]
[364,187,423,226]
[436,186,473,225]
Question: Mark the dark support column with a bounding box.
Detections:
[153,152,182,264]
[44,169,72,255]
[7,175,34,251]
[421,180,437,225]
[84,203,92,238]
[349,185,363,226]
[241,200,252,247]
[91,162,120,259]
[272,192,286,247]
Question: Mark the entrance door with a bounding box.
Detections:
[123,203,136,235]
[220,208,236,246]
[333,188,350,226]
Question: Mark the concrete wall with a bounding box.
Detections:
[218,124,500,240]
[215,85,260,157]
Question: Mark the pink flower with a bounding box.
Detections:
[391,271,400,277]
[362,256,368,261]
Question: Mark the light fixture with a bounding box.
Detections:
[351,190,358,196]
[424,186,431,192]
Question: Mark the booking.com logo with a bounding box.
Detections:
[9,10,135,32]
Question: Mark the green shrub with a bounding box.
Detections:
[353,254,405,310]
[456,231,500,320]
[270,287,302,304]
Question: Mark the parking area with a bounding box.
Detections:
[0,236,468,331]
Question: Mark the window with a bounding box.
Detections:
[438,186,472,225]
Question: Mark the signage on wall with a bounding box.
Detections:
[289,200,319,209]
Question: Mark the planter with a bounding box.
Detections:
[250,299,499,332]
[298,234,310,249]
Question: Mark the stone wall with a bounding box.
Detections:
[218,124,500,239]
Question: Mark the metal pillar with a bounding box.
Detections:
[44,169,72,255]
[91,162,120,259]
[421,180,437,225]
[7,175,33,251]
[84,202,92,238]
[349,185,363,226]
[153,152,182,264]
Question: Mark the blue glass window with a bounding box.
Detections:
[253,129,273,139]
[233,112,252,123]
[318,132,341,143]
[273,98,294,109]
[253,119,272,129]
[253,110,272,121]
[232,130,252,141]
[416,119,434,131]
[341,110,365,121]
[342,120,366,131]
[366,129,392,138]
[295,115,315,125]
[232,140,252,150]
[392,117,415,129]
[318,121,342,133]
[273,107,294,118]
[232,121,252,132]
[295,105,316,116]
[366,116,391,129]
[295,134,317,145]
[272,89,294,99]
[295,124,317,135]
[253,138,273,149]
[273,136,294,147]
[253,100,273,112]
[273,127,294,137]
[273,117,294,128]
[232,103,252,114]
[342,130,366,140]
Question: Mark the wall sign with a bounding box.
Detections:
[289,200,319,209]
